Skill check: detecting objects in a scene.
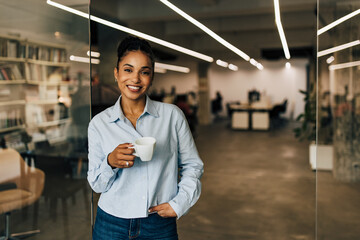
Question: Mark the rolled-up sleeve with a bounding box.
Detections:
[169,108,204,219]
[87,120,119,193]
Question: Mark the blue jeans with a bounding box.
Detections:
[93,207,178,240]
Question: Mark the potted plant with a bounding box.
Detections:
[294,84,333,170]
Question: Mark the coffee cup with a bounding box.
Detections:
[130,137,156,161]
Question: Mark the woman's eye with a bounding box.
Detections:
[124,69,132,73]
[142,71,150,75]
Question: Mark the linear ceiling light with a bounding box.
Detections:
[228,64,238,71]
[326,56,335,64]
[155,62,190,73]
[159,0,250,62]
[256,63,264,70]
[87,51,100,58]
[47,0,213,62]
[249,58,263,70]
[70,55,100,64]
[274,0,290,59]
[318,9,360,35]
[216,59,229,68]
[154,68,167,74]
[317,40,360,57]
[329,60,360,71]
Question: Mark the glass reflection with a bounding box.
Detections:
[317,1,360,239]
[0,0,91,239]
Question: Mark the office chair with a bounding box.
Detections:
[270,99,288,119]
[0,148,45,240]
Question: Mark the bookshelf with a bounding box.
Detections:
[0,35,73,150]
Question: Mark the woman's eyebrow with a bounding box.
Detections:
[123,63,134,67]
[141,66,151,70]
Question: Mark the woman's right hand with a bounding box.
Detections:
[107,143,136,169]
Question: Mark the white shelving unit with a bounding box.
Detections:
[0,35,73,150]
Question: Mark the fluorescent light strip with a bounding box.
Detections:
[155,62,190,73]
[326,56,335,64]
[228,64,238,71]
[256,63,264,70]
[216,59,229,68]
[329,60,360,71]
[47,0,213,63]
[159,0,250,62]
[250,58,257,66]
[87,51,101,58]
[154,68,167,74]
[47,0,88,18]
[318,9,360,35]
[317,40,360,57]
[274,0,291,59]
[70,55,100,64]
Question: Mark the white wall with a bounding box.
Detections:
[209,59,308,119]
[151,61,199,94]
[151,58,308,120]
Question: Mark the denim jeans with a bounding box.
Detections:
[93,207,178,240]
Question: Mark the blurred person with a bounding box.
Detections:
[211,91,223,119]
[163,86,176,104]
[87,36,204,240]
[187,91,198,134]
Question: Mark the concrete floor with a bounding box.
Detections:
[178,120,360,240]
[1,120,360,239]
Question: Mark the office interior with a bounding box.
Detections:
[0,0,359,239]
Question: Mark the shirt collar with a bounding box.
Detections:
[108,95,159,123]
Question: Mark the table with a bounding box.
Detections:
[230,103,272,130]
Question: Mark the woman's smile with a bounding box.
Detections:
[127,85,142,92]
[114,50,153,102]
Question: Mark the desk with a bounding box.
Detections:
[230,104,272,130]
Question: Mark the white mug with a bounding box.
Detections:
[130,137,156,161]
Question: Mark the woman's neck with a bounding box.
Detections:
[120,96,146,117]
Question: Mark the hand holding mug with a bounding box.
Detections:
[130,137,156,161]
[107,143,136,169]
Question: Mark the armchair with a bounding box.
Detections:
[0,148,45,240]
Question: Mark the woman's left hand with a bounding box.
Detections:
[148,203,177,218]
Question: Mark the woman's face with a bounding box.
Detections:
[114,50,153,102]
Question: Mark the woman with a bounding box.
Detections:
[87,36,204,240]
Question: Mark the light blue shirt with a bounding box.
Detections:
[87,95,204,219]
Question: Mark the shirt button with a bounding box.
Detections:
[142,196,145,200]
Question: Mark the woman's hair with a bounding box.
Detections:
[116,36,155,76]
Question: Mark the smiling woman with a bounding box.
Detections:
[87,36,204,240]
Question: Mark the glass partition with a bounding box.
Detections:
[317,1,360,239]
[0,0,91,239]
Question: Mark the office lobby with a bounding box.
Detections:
[0,0,360,240]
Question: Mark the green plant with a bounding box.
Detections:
[294,83,334,144]
[294,89,316,141]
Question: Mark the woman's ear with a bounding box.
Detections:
[114,67,118,82]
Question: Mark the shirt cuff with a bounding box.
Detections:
[168,196,190,219]
[99,154,119,177]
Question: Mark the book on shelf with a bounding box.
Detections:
[0,63,23,80]
[0,108,24,129]
[0,68,9,80]
[10,64,23,79]
[25,104,46,125]
[0,38,7,57]
[27,63,43,81]
[28,44,66,63]
[17,43,26,58]
[0,39,26,59]
[7,40,18,58]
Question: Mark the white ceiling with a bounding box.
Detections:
[72,0,358,62]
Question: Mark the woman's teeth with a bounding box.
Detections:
[128,86,140,90]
